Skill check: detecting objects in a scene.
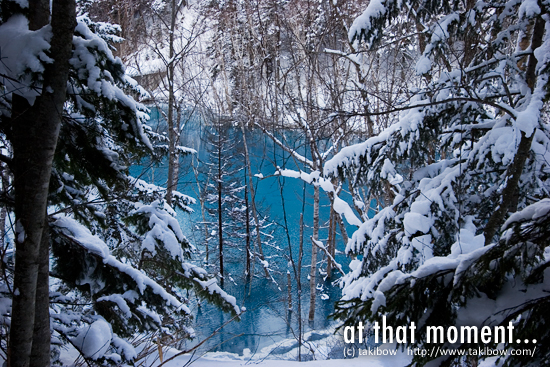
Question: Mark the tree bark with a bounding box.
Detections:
[191,158,209,262]
[326,206,336,278]
[483,14,544,245]
[337,214,349,246]
[29,218,51,367]
[9,1,75,366]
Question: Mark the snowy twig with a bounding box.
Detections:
[310,237,344,276]
[331,96,518,120]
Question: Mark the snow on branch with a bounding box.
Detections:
[53,216,187,312]
[311,238,344,275]
[348,0,400,48]
[131,199,188,260]
[71,17,153,150]
[131,176,195,212]
[193,278,242,315]
[275,168,362,226]
[324,101,425,177]
[0,14,53,104]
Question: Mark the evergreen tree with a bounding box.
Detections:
[328,0,550,366]
[0,2,240,364]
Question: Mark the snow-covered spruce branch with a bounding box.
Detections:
[52,216,185,311]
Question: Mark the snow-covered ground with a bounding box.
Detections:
[153,350,411,367]
[60,327,501,367]
[61,343,413,367]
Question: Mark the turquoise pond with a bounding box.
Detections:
[129,115,375,355]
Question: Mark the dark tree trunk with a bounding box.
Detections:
[9,0,75,366]
[30,218,51,367]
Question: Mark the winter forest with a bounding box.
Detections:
[1,0,550,366]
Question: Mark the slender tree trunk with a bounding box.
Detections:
[192,158,209,262]
[244,184,251,278]
[297,213,304,361]
[165,0,179,204]
[238,121,269,278]
[0,163,9,249]
[217,132,224,286]
[286,271,292,310]
[9,1,75,366]
[218,180,223,285]
[308,185,320,322]
[326,207,336,278]
[330,214,336,267]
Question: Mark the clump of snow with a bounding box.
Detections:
[71,319,112,360]
[96,294,132,318]
[514,81,545,137]
[15,220,26,244]
[131,200,186,260]
[348,0,388,46]
[0,15,53,104]
[112,336,137,361]
[519,0,541,18]
[450,217,485,257]
[11,0,28,8]
[415,56,431,75]
[503,198,550,229]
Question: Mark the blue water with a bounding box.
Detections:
[130,114,362,355]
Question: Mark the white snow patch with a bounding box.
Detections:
[71,319,112,360]
[415,56,431,75]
